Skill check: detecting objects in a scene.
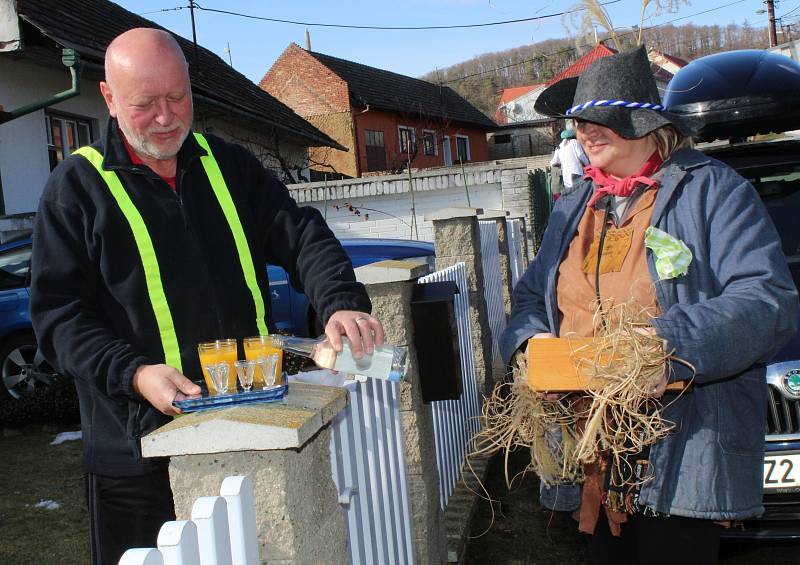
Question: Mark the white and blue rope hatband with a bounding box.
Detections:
[566,99,666,115]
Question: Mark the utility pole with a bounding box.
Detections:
[188,0,199,64]
[766,0,778,47]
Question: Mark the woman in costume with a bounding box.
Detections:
[500,46,798,564]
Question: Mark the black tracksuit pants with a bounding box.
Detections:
[588,509,723,565]
[85,469,175,565]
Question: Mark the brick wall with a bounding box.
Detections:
[260,43,350,116]
[305,112,357,178]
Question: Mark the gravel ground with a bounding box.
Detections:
[465,449,800,565]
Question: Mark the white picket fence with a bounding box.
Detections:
[329,378,415,565]
[419,263,481,509]
[118,475,258,565]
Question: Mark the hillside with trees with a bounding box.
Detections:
[421,23,770,117]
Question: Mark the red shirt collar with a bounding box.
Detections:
[121,132,177,190]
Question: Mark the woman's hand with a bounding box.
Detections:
[648,372,668,398]
[633,326,669,397]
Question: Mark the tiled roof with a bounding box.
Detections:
[544,44,618,87]
[655,51,689,68]
[14,0,342,149]
[305,50,496,129]
[498,85,541,105]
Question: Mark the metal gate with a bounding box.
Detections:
[329,379,415,565]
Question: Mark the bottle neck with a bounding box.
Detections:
[272,335,320,357]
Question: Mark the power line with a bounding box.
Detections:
[142,1,622,31]
[438,0,752,84]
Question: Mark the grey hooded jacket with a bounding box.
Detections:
[500,148,799,519]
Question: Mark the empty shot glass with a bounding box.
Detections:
[206,362,231,395]
[256,354,280,388]
[234,359,256,392]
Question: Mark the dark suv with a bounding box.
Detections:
[666,49,800,539]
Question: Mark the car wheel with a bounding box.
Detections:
[0,334,59,399]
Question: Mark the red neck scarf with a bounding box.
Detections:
[584,151,663,209]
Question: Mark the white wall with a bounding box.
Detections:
[287,156,552,246]
[0,57,108,214]
[311,182,502,241]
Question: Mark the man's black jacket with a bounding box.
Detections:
[30,120,370,476]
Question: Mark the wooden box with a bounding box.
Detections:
[525,337,684,392]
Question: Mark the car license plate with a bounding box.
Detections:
[763,453,800,490]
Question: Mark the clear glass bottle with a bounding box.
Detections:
[274,335,408,382]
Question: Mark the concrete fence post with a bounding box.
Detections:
[141,384,350,565]
[426,207,495,399]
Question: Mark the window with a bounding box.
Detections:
[46,113,93,171]
[494,134,512,144]
[364,129,386,172]
[456,135,471,162]
[422,130,438,156]
[398,126,416,154]
[0,243,31,291]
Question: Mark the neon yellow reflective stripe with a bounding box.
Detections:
[194,133,268,336]
[74,146,183,372]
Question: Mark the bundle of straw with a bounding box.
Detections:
[471,302,688,493]
[472,352,584,488]
[571,303,683,487]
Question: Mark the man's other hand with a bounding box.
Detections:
[132,364,201,415]
[325,310,385,359]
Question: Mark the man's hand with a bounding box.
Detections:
[325,310,385,359]
[132,364,201,415]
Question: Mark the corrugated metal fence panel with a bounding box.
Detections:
[478,220,508,367]
[419,263,481,509]
[330,379,415,565]
[506,218,526,288]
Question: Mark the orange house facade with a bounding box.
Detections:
[261,44,495,179]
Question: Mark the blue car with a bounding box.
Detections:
[0,236,434,399]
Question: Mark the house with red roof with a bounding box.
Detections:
[495,84,541,124]
[261,43,496,179]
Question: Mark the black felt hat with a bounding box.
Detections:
[534,45,700,138]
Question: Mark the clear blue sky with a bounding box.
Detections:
[115,0,788,84]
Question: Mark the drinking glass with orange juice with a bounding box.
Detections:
[197,339,237,395]
[243,335,283,387]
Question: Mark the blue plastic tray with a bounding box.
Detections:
[173,383,289,413]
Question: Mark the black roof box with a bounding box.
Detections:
[663,49,800,142]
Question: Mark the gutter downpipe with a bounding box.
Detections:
[0,49,81,125]
[351,103,370,178]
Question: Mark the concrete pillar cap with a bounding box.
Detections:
[424,207,483,221]
[140,383,348,457]
[355,258,431,284]
[478,210,510,219]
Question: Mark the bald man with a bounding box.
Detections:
[31,28,382,564]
